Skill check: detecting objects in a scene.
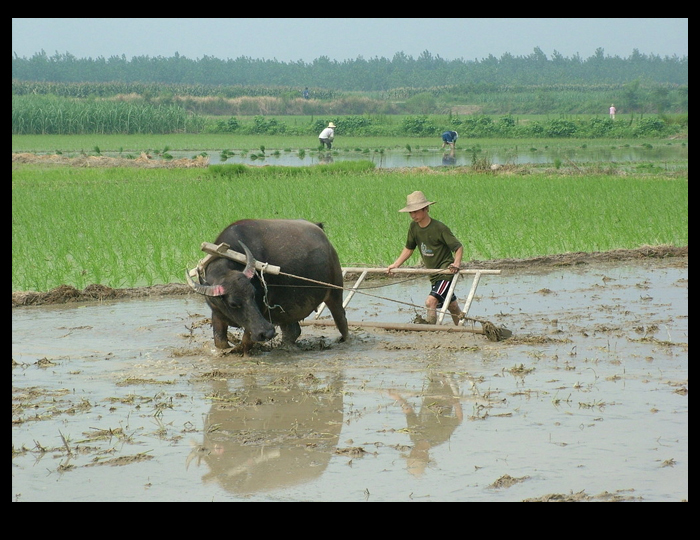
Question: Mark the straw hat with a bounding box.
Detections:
[399,191,436,212]
[328,122,336,128]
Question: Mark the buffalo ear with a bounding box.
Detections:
[239,241,257,279]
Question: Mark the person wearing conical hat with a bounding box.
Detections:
[387,191,464,325]
[319,122,336,149]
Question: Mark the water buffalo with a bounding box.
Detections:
[187,219,349,354]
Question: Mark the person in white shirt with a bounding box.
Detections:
[319,122,336,149]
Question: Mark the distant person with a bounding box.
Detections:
[387,191,464,325]
[302,87,310,99]
[441,130,458,150]
[319,122,335,150]
[609,104,617,119]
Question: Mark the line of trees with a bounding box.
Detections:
[11,48,688,90]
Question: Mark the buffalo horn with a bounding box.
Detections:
[185,268,226,297]
[239,241,257,279]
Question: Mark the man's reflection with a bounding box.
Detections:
[319,152,334,164]
[442,148,457,166]
[388,373,463,476]
[188,374,344,494]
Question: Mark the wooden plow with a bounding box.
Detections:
[304,267,511,341]
[189,243,511,341]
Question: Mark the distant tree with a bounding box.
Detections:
[11,48,688,91]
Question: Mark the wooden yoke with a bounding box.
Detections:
[200,242,281,274]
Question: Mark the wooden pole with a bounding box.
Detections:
[341,267,501,275]
[437,272,460,325]
[301,319,485,335]
[200,242,281,274]
[460,270,483,320]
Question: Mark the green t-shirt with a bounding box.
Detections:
[406,219,463,284]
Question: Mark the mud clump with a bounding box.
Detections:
[12,283,192,307]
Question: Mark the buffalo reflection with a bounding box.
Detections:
[188,373,344,494]
[388,373,463,476]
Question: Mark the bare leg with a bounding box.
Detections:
[447,300,463,325]
[426,296,462,325]
[425,295,439,324]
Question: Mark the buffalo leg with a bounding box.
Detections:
[280,322,302,344]
[325,291,349,341]
[212,314,230,349]
[241,331,254,356]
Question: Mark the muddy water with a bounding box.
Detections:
[12,258,688,501]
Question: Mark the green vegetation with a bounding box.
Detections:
[11,96,687,139]
[11,49,688,295]
[11,94,206,135]
[12,162,687,292]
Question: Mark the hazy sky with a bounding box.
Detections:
[12,18,688,63]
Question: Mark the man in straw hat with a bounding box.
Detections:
[387,191,464,325]
[319,122,336,149]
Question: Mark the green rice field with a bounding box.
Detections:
[12,160,688,292]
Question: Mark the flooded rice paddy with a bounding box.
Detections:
[166,143,687,169]
[12,256,688,501]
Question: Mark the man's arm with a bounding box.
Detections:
[388,247,414,273]
[449,245,464,273]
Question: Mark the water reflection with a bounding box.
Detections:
[388,373,463,476]
[189,373,344,495]
[442,148,457,167]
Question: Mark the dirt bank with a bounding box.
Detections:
[12,245,688,308]
[12,152,209,168]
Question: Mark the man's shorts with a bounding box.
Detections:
[430,279,457,308]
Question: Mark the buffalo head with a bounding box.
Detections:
[187,241,276,349]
